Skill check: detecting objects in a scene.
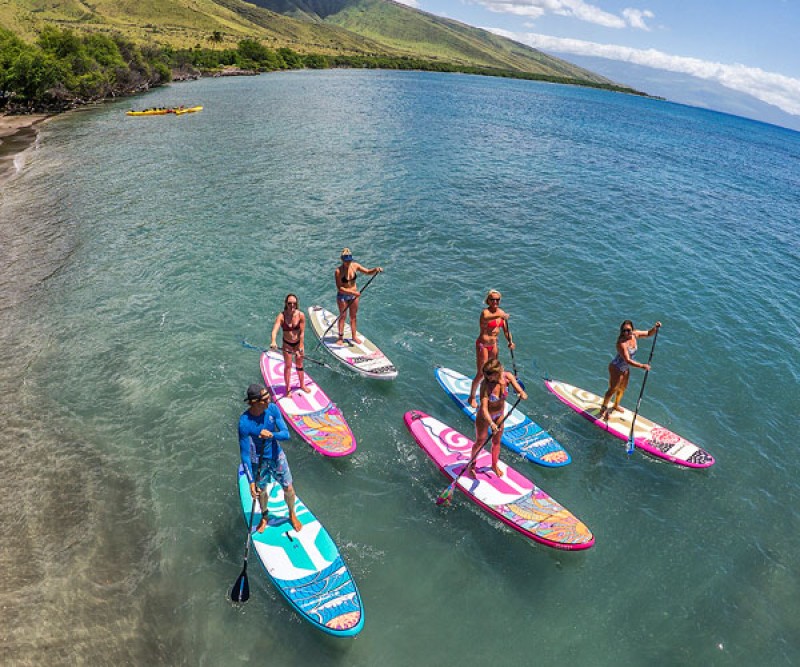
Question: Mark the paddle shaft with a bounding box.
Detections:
[314,270,380,348]
[231,460,262,603]
[443,394,522,493]
[627,327,660,453]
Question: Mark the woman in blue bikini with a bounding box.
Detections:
[467,359,527,478]
[334,248,382,345]
[599,319,661,419]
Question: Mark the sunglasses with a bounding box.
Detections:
[622,328,632,334]
[286,301,298,307]
[488,297,501,302]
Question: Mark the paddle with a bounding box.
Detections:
[240,339,333,371]
[313,270,381,350]
[626,325,660,455]
[436,394,523,506]
[505,320,525,391]
[231,463,262,603]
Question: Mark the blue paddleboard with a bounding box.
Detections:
[236,465,364,636]
[434,367,571,467]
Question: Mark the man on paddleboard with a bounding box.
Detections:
[238,384,302,533]
[334,247,383,345]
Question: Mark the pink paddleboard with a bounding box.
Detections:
[404,411,594,550]
[544,379,715,468]
[260,351,356,457]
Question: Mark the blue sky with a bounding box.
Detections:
[398,0,800,129]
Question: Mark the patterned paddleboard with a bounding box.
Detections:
[237,465,364,636]
[307,306,397,380]
[260,351,356,457]
[435,367,571,467]
[403,411,594,550]
[544,379,715,468]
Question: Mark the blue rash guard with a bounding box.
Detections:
[238,403,290,485]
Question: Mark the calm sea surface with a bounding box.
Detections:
[1,70,799,666]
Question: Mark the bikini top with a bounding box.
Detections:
[281,315,301,332]
[339,265,356,286]
[487,318,503,329]
[486,380,509,403]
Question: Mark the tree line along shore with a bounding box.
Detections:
[1,25,647,117]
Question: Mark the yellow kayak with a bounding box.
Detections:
[174,106,203,115]
[126,108,171,116]
[126,106,203,116]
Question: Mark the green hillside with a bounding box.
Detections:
[244,0,612,81]
[0,0,613,83]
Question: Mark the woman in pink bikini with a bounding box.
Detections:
[468,289,514,408]
[466,359,527,478]
[270,293,310,394]
[598,319,661,419]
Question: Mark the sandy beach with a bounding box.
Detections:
[0,114,50,185]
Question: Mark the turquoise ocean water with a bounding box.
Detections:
[1,70,799,665]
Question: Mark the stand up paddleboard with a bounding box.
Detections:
[236,465,364,636]
[260,351,356,457]
[544,379,715,468]
[307,306,397,380]
[404,411,594,550]
[435,367,571,467]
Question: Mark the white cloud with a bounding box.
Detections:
[475,0,652,30]
[393,0,421,7]
[489,30,800,117]
[621,8,653,31]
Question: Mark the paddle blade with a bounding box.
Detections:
[230,568,250,603]
[436,483,455,507]
[626,438,635,455]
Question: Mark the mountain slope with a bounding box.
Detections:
[245,0,612,81]
[0,0,615,85]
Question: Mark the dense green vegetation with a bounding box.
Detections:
[0,26,170,111]
[1,23,646,113]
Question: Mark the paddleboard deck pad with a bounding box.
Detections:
[308,306,397,380]
[237,465,364,636]
[403,411,594,550]
[544,379,715,468]
[261,351,356,457]
[435,367,571,467]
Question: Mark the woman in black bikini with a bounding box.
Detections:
[270,293,310,393]
[334,247,383,345]
[467,359,527,478]
[468,289,514,408]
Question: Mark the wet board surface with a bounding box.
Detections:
[261,351,356,457]
[404,411,594,550]
[544,379,715,468]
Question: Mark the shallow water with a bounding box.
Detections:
[1,70,799,666]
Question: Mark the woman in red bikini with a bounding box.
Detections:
[466,359,527,478]
[468,289,514,408]
[270,293,310,394]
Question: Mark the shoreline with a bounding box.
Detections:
[0,114,52,186]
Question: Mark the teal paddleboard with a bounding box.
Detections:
[236,465,364,636]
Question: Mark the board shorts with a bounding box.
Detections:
[256,449,293,489]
